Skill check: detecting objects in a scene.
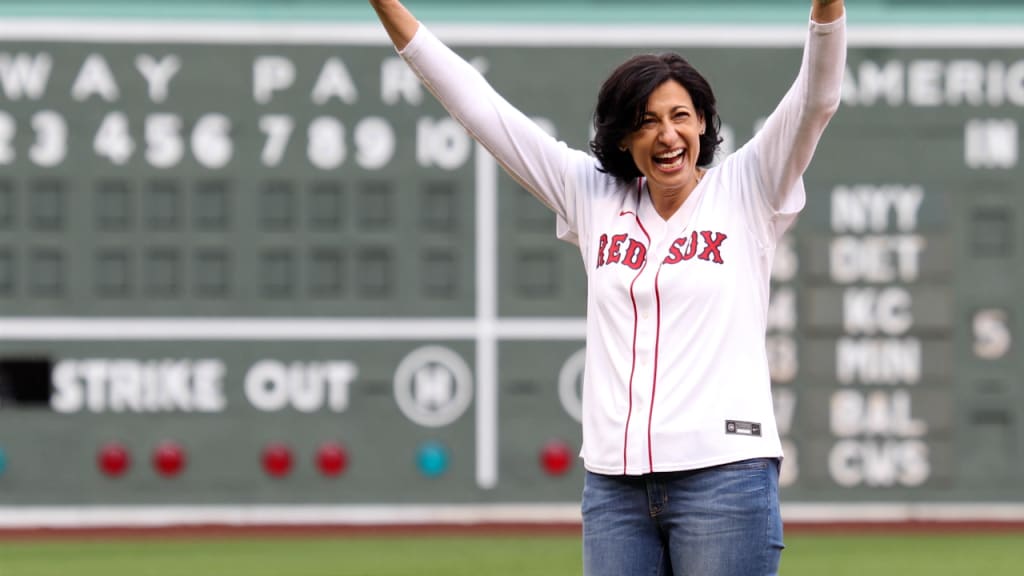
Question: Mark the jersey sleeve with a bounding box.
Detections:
[399,25,590,227]
[747,14,846,226]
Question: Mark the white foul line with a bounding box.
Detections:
[0,317,587,341]
[0,20,1022,47]
[3,502,1024,528]
[0,504,583,529]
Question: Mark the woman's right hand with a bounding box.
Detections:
[368,0,420,50]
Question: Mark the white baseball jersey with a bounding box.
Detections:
[401,16,846,475]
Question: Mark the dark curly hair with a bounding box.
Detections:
[590,53,722,184]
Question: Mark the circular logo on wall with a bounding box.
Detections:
[393,346,473,428]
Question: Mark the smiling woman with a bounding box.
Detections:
[591,53,718,220]
[366,1,846,575]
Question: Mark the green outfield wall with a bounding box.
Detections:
[0,2,1023,527]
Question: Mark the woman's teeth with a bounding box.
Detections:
[655,149,684,168]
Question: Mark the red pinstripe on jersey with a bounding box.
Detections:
[621,180,651,474]
[648,263,664,472]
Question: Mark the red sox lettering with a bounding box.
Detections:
[596,234,646,269]
[596,230,729,269]
[665,231,729,265]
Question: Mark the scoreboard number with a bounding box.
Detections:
[972,308,1012,360]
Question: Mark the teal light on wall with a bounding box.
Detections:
[416,442,449,478]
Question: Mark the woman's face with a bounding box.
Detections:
[621,80,705,198]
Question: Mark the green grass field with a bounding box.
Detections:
[0,533,1021,576]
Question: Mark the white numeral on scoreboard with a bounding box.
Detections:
[354,116,395,171]
[94,111,135,165]
[192,113,233,169]
[308,116,346,170]
[145,113,184,168]
[259,114,294,167]
[29,110,67,167]
[0,111,15,164]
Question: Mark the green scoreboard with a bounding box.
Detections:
[0,19,1023,525]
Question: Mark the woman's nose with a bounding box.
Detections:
[657,121,676,143]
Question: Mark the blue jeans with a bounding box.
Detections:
[582,458,784,576]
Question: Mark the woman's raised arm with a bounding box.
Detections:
[366,0,582,224]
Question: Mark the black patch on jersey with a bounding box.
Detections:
[725,420,762,437]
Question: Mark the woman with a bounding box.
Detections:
[368,1,846,574]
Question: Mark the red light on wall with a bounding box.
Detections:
[97,442,131,477]
[316,442,349,477]
[262,443,293,478]
[540,440,572,476]
[153,441,186,478]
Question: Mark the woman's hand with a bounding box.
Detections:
[369,0,420,50]
[811,0,845,23]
